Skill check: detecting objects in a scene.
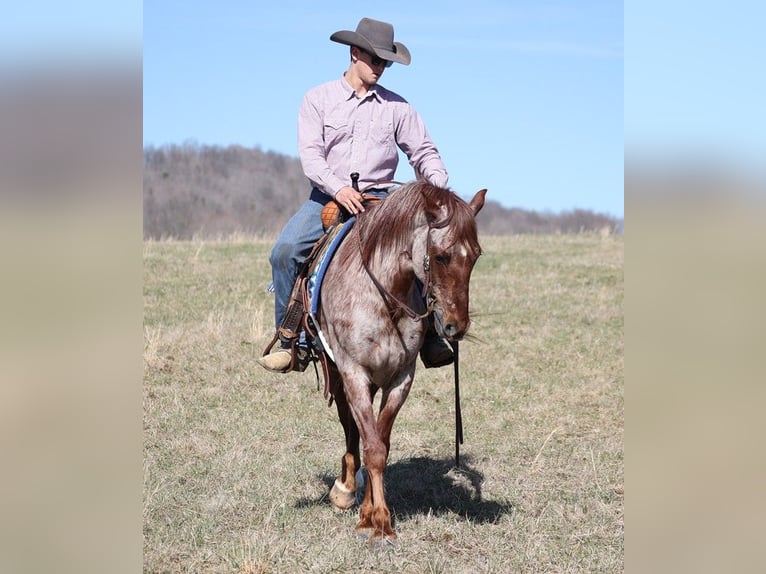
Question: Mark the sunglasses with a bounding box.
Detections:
[361,49,393,69]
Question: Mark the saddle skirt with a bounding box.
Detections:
[306,217,356,361]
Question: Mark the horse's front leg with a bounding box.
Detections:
[338,386,395,541]
[329,372,361,511]
[355,376,414,542]
[356,433,395,541]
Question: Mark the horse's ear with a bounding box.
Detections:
[469,189,487,215]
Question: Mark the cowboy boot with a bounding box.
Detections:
[257,345,311,373]
[256,347,293,373]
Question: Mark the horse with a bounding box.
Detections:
[315,181,486,542]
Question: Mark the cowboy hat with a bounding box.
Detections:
[330,17,411,66]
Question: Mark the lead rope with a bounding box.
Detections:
[452,340,463,468]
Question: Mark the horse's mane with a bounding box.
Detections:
[355,181,481,264]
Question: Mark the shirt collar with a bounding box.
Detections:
[340,74,382,102]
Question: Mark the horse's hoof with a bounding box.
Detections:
[329,479,356,510]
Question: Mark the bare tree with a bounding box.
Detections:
[143,144,623,238]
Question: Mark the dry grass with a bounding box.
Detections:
[143,234,623,573]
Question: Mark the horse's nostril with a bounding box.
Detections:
[443,322,467,341]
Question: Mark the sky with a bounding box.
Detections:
[143,0,624,218]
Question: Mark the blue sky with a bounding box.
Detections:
[143,0,624,217]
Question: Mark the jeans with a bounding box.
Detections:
[269,187,390,344]
[269,188,330,337]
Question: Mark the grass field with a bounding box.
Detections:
[143,233,623,573]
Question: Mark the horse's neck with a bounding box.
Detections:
[362,243,418,300]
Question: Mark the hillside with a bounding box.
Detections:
[143,143,621,239]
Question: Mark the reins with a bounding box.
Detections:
[355,183,455,322]
[356,230,431,321]
[352,180,427,320]
[355,208,454,321]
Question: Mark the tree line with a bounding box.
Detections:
[144,143,622,239]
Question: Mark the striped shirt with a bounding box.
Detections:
[297,74,448,197]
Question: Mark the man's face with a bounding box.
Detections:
[353,48,390,85]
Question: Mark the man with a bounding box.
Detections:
[258,17,454,373]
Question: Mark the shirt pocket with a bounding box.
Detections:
[370,120,394,147]
[324,120,350,148]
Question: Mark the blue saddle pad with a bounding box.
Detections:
[308,218,356,317]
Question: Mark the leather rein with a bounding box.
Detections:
[355,181,454,322]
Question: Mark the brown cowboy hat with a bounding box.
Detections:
[330,17,411,66]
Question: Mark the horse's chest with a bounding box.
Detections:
[367,320,423,366]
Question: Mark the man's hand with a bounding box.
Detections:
[334,186,365,215]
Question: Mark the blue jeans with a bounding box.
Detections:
[269,188,330,337]
[269,187,389,343]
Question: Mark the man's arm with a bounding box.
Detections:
[297,93,348,196]
[395,105,449,188]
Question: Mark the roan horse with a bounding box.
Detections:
[316,181,486,541]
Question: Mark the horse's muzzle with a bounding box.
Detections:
[433,308,467,341]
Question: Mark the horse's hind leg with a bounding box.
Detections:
[329,374,360,510]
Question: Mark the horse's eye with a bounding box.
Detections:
[434,253,450,265]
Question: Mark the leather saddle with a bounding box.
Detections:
[260,195,382,392]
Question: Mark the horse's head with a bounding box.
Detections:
[418,188,487,341]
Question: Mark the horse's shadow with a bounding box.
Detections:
[295,455,512,524]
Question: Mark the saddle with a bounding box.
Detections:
[260,194,382,396]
